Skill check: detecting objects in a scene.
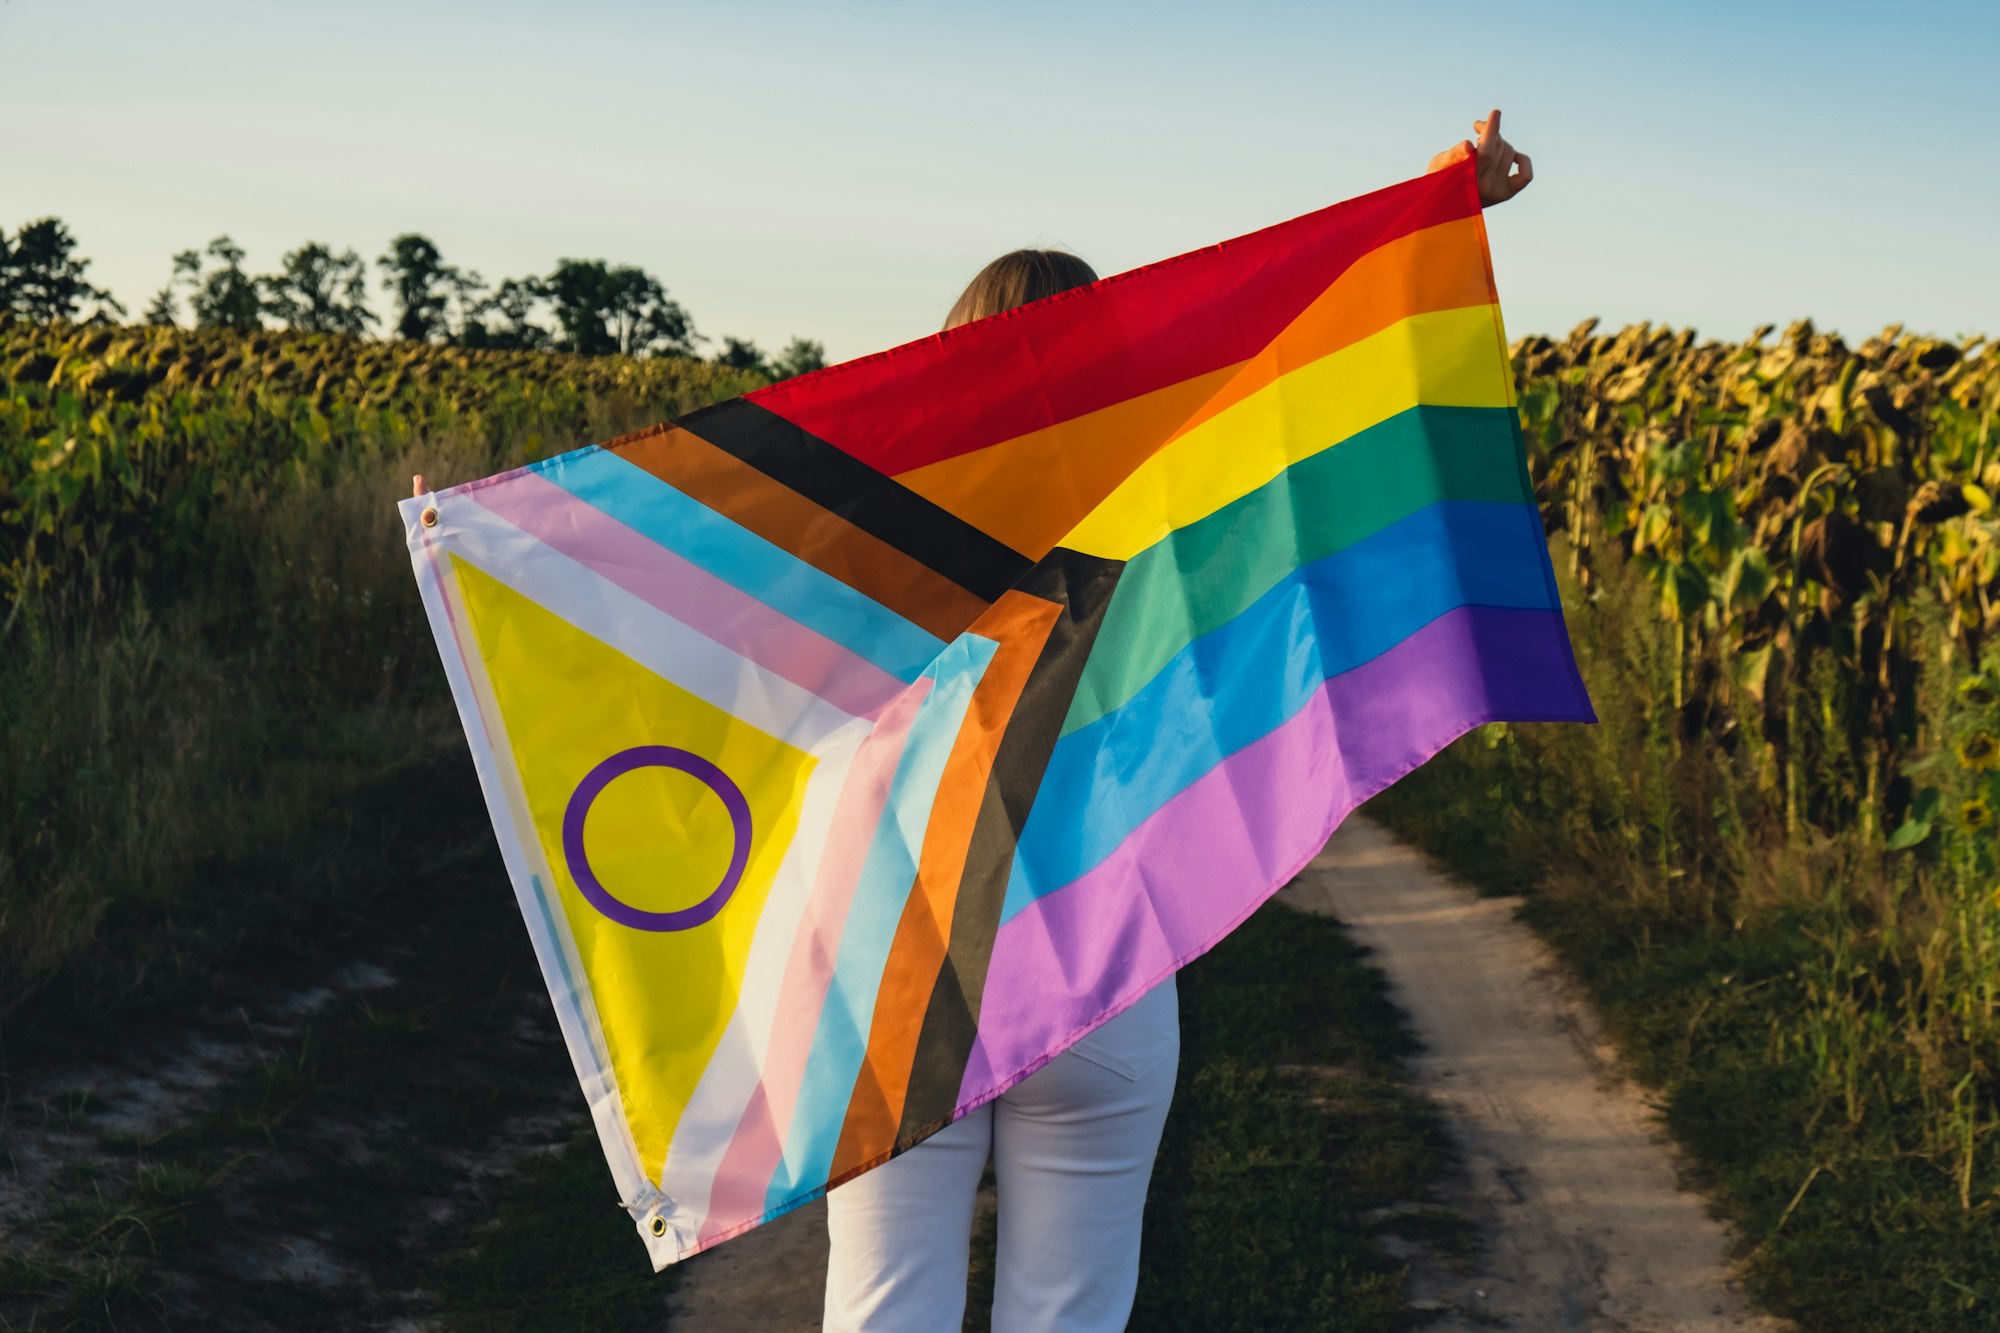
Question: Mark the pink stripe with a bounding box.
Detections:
[955,603,1593,1109]
[471,471,902,720]
[695,678,931,1243]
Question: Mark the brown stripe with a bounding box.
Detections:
[892,549,1124,1142]
[826,590,1061,1182]
[598,420,992,642]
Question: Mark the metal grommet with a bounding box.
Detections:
[648,1215,668,1238]
[420,506,439,528]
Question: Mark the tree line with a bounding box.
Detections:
[0,217,825,380]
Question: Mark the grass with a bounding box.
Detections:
[963,898,1469,1333]
[0,369,744,1032]
[1,358,747,1327]
[3,828,1461,1331]
[1364,533,2000,1332]
[2,344,1465,1327]
[0,768,677,1330]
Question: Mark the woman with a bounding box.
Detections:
[820,109,1532,1333]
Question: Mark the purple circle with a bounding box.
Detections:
[561,746,752,931]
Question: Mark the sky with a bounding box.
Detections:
[4,0,1996,364]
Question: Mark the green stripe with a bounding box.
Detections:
[1062,404,1530,737]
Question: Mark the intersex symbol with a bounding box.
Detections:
[560,745,752,931]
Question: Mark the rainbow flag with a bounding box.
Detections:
[400,152,1596,1269]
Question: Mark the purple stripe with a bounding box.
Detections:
[471,471,903,719]
[955,602,1596,1109]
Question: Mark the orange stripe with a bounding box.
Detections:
[894,365,1242,562]
[826,590,1061,1179]
[1166,212,1495,439]
[893,214,1495,554]
[605,422,992,641]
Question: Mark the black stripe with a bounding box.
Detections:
[675,398,1032,604]
[894,547,1126,1141]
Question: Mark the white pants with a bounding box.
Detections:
[823,974,1180,1332]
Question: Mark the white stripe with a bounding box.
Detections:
[427,495,864,756]
[402,494,678,1267]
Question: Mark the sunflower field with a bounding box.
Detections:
[1373,316,2000,1328]
[0,319,755,611]
[4,309,1999,1329]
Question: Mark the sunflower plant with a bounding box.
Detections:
[1891,660,2000,881]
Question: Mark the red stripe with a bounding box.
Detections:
[746,157,1482,476]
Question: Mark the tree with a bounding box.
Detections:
[542,259,617,356]
[260,242,375,335]
[543,258,697,358]
[459,276,549,351]
[143,285,178,326]
[769,337,827,380]
[377,233,454,342]
[0,218,125,323]
[715,336,769,375]
[442,266,488,343]
[177,236,264,331]
[604,265,696,357]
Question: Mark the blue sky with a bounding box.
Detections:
[5,0,1995,363]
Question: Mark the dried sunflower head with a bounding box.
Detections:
[1956,731,2000,771]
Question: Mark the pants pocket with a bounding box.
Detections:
[1067,976,1179,1081]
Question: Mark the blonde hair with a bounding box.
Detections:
[943,248,1098,330]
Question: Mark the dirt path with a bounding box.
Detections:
[1280,813,1788,1332]
[2,810,1787,1330]
[668,812,1790,1331]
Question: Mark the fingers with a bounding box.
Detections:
[1428,139,1474,173]
[412,473,426,497]
[1512,151,1533,193]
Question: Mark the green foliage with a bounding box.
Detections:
[0,218,125,323]
[715,335,767,374]
[0,319,760,615]
[539,258,696,358]
[377,232,457,342]
[714,335,828,382]
[1521,317,1997,842]
[259,240,375,336]
[1371,522,2000,1329]
[170,235,266,331]
[0,324,763,1018]
[1371,317,2000,1326]
[770,335,827,380]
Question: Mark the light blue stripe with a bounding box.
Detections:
[535,447,945,683]
[1000,499,1557,924]
[762,631,997,1212]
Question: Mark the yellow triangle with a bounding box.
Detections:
[451,557,818,1176]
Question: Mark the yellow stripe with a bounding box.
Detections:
[896,214,1503,560]
[894,365,1243,560]
[1060,304,1512,561]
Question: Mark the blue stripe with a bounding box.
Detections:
[535,447,945,683]
[1001,498,1558,924]
[763,631,997,1213]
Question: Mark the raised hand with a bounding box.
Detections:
[1427,107,1534,207]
